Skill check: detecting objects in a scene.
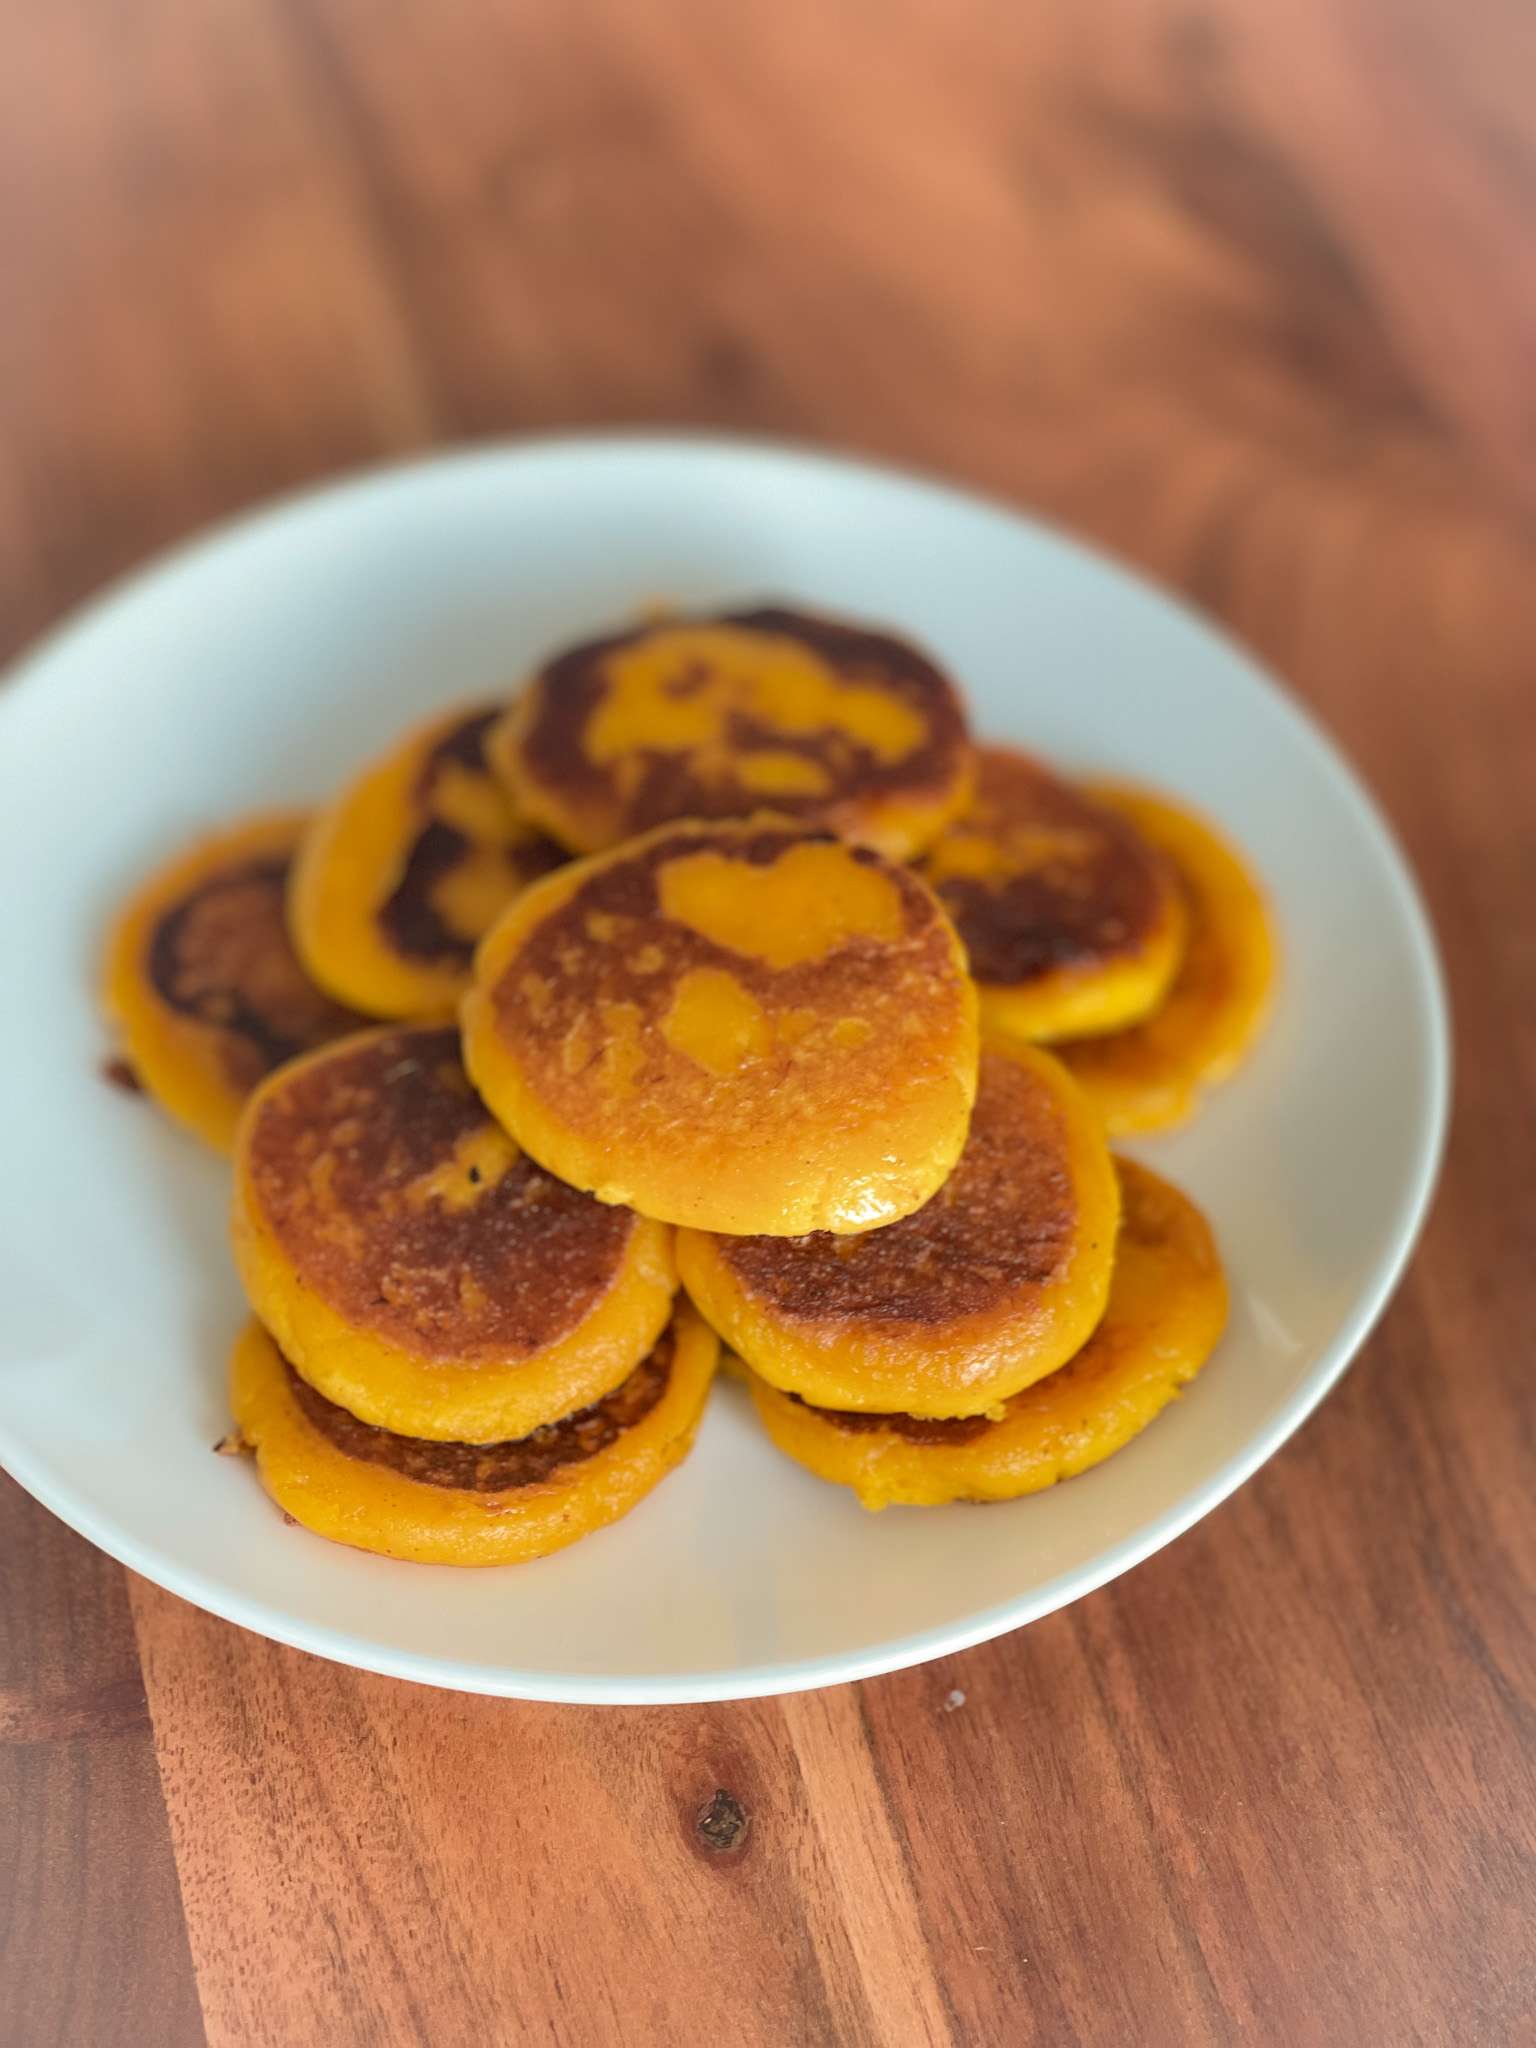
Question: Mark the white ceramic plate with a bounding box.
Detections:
[0,435,1448,1703]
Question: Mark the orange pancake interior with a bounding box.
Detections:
[1055,787,1275,1133]
[748,1158,1226,1507]
[920,747,1187,1041]
[462,816,980,1236]
[677,1040,1119,1416]
[103,812,368,1152]
[231,1023,677,1441]
[489,606,974,860]
[229,1303,718,1565]
[290,702,566,1019]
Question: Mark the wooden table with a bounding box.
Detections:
[4,3,1534,2041]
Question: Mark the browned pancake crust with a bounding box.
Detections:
[800,1155,1205,1445]
[928,749,1167,983]
[285,1327,673,1490]
[795,1397,994,1446]
[378,708,566,967]
[520,606,969,835]
[712,1047,1076,1325]
[501,821,952,1081]
[148,854,364,1091]
[243,1025,636,1361]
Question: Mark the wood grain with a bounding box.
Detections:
[0,1479,203,2047]
[3,0,1536,2041]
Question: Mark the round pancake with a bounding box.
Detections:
[489,606,974,859]
[462,816,980,1236]
[103,812,368,1152]
[231,1023,677,1441]
[229,1303,717,1565]
[1056,788,1275,1133]
[749,1158,1226,1507]
[918,747,1187,1041]
[290,702,567,1019]
[677,1040,1119,1416]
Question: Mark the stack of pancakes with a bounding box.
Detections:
[105,603,1272,1556]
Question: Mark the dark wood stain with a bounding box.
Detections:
[694,1788,751,1854]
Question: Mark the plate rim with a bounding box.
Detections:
[0,429,1452,1703]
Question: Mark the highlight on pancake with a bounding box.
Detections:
[102,602,1274,1563]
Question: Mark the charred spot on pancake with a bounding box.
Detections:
[286,1327,674,1491]
[377,709,566,967]
[790,1394,997,1446]
[146,856,363,1090]
[379,819,480,965]
[923,751,1169,985]
[515,605,969,841]
[243,1026,637,1360]
[712,1048,1077,1325]
[419,707,501,785]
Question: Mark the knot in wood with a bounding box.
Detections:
[695,1788,749,1853]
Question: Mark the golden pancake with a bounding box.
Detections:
[919,747,1187,1041]
[290,702,566,1019]
[231,1024,676,1441]
[490,606,974,859]
[677,1041,1119,1416]
[749,1158,1226,1507]
[1056,788,1275,1133]
[229,1304,717,1565]
[462,816,980,1236]
[102,812,368,1152]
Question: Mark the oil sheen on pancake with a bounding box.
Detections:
[748,1158,1227,1507]
[1056,786,1275,1133]
[290,702,567,1019]
[677,1040,1118,1416]
[228,1304,719,1565]
[462,816,980,1236]
[102,812,367,1152]
[231,1024,677,1441]
[919,747,1187,1042]
[489,606,974,859]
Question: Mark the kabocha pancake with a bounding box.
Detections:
[103,813,367,1152]
[290,702,566,1018]
[1057,788,1275,1133]
[677,1041,1119,1416]
[919,747,1187,1041]
[229,1304,718,1565]
[490,606,974,859]
[749,1158,1226,1508]
[463,816,980,1236]
[232,1024,676,1441]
